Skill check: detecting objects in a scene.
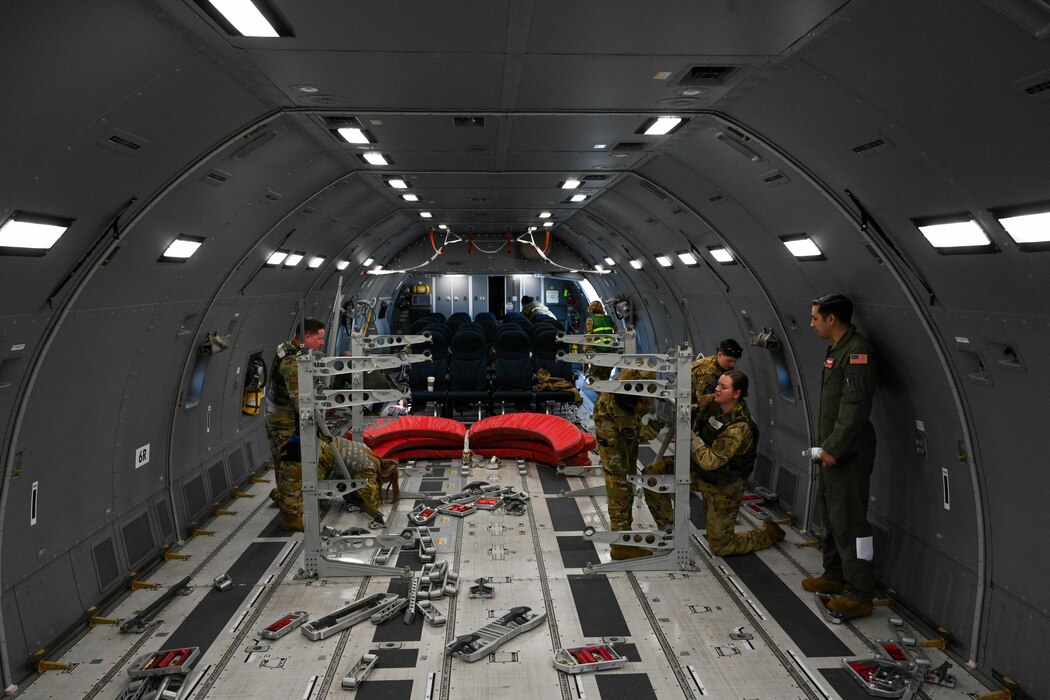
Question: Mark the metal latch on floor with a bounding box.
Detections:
[842,616,957,698]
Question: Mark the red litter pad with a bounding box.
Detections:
[369,436,464,458]
[474,447,592,467]
[580,432,596,452]
[373,447,463,460]
[364,415,466,448]
[469,413,585,461]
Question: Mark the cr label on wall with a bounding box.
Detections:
[135,443,151,469]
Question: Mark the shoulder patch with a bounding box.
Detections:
[849,353,868,365]
[824,357,835,369]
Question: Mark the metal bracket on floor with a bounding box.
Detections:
[557,464,602,478]
[446,607,547,662]
[301,593,400,641]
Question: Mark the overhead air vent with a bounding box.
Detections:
[306,95,338,105]
[583,174,609,181]
[231,128,278,160]
[300,207,316,217]
[454,116,485,127]
[671,207,683,215]
[260,191,282,205]
[445,260,463,266]
[327,217,339,225]
[613,142,646,151]
[470,197,488,203]
[760,170,791,187]
[1013,68,1050,103]
[201,169,231,187]
[645,217,657,225]
[468,145,487,152]
[100,128,148,155]
[708,193,725,203]
[677,65,737,86]
[851,134,894,157]
[639,181,668,201]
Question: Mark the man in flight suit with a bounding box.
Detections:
[691,339,743,403]
[265,318,332,531]
[644,371,784,555]
[593,369,665,559]
[802,293,878,619]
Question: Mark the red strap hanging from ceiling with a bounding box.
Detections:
[506,228,513,253]
[543,230,551,253]
[429,227,440,253]
[467,227,474,254]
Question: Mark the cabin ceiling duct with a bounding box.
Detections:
[676,65,738,86]
[1013,67,1050,103]
[99,128,148,155]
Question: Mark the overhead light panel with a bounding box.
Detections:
[160,235,204,261]
[200,0,284,37]
[308,256,325,269]
[539,211,551,219]
[336,260,349,270]
[995,205,1050,251]
[604,257,615,266]
[283,252,304,267]
[677,251,699,266]
[337,127,371,144]
[438,224,448,230]
[640,116,685,136]
[387,179,408,189]
[402,194,419,202]
[913,215,996,253]
[363,258,374,266]
[629,259,644,269]
[594,264,605,272]
[266,250,289,266]
[656,255,673,268]
[593,144,607,149]
[570,194,587,202]
[781,235,826,260]
[0,212,72,254]
[708,246,735,264]
[562,179,581,189]
[420,212,432,219]
[543,222,553,228]
[362,152,389,166]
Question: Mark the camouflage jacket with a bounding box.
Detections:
[818,325,876,458]
[593,392,660,449]
[266,341,300,418]
[689,395,758,485]
[690,355,724,403]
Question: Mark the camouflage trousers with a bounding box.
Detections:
[597,440,638,532]
[642,458,776,556]
[266,425,335,520]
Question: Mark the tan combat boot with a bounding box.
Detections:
[609,544,652,560]
[801,576,845,594]
[762,520,786,543]
[280,515,304,532]
[827,596,873,619]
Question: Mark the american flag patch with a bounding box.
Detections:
[850,353,868,364]
[824,357,835,368]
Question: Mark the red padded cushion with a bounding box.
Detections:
[580,433,597,452]
[373,447,463,460]
[364,415,466,447]
[469,413,584,460]
[473,447,591,467]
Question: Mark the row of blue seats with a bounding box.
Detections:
[406,319,575,416]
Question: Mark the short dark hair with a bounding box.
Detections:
[722,370,749,398]
[301,317,325,335]
[718,338,743,359]
[521,295,534,305]
[811,293,853,325]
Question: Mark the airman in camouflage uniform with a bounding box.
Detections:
[265,319,329,531]
[644,371,785,556]
[690,338,743,403]
[593,369,665,559]
[330,437,401,519]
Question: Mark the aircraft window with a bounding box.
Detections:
[780,235,826,261]
[912,215,998,254]
[771,346,796,402]
[992,203,1050,251]
[184,355,209,410]
[0,211,73,255]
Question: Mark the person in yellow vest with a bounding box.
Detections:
[584,300,617,380]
